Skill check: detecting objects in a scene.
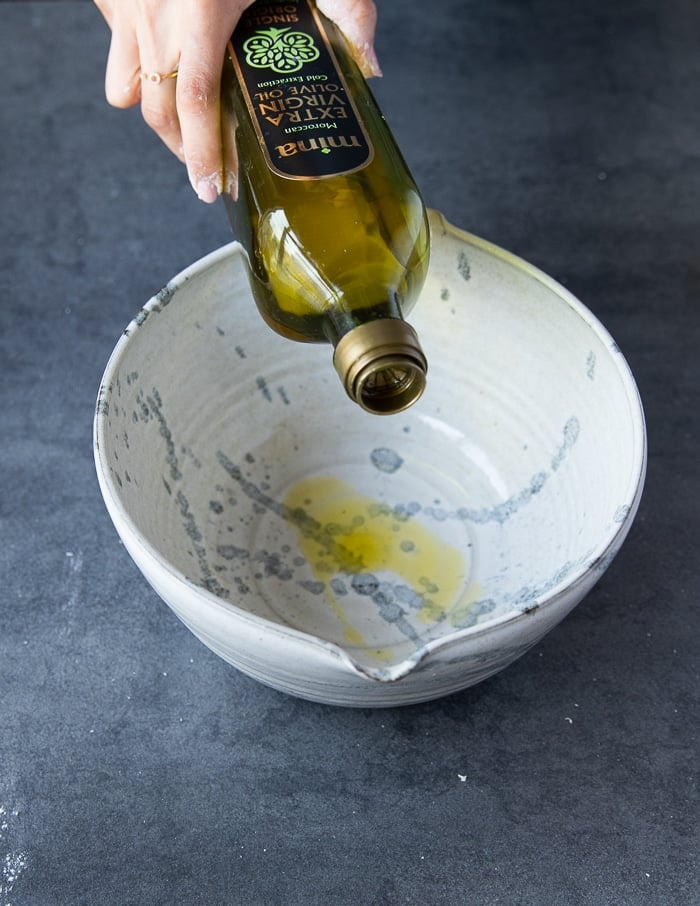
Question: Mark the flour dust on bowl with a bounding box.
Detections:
[94,210,646,706]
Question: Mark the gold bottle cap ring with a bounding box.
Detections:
[333,320,428,415]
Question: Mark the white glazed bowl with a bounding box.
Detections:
[94,211,646,706]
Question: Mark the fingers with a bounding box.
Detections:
[140,74,184,163]
[133,0,185,162]
[94,0,381,205]
[101,0,142,109]
[317,0,382,77]
[176,0,255,202]
[175,30,230,201]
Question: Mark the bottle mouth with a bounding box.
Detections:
[333,320,428,415]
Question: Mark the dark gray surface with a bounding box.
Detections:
[1,1,698,903]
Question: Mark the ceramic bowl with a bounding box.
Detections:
[94,211,646,706]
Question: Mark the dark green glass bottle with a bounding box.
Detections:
[223,0,430,414]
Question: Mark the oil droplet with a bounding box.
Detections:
[283,476,465,639]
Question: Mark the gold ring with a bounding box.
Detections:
[140,69,178,84]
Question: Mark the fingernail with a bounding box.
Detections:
[195,177,220,204]
[224,169,238,202]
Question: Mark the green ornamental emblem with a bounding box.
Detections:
[243,27,320,74]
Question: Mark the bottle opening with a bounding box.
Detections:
[333,320,428,415]
[355,357,427,414]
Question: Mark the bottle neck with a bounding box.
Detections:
[321,294,405,347]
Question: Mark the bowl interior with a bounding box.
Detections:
[95,211,645,674]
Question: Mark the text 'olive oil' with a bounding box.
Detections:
[224,0,430,414]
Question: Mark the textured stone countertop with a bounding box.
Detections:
[1,1,698,903]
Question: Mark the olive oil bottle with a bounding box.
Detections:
[223,0,430,414]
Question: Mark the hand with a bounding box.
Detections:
[94,0,381,203]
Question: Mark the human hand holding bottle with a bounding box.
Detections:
[93,0,381,203]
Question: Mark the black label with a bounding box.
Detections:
[229,0,374,179]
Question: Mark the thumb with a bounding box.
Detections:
[316,0,382,77]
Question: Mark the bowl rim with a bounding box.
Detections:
[93,212,648,677]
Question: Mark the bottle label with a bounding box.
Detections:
[229,0,374,179]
